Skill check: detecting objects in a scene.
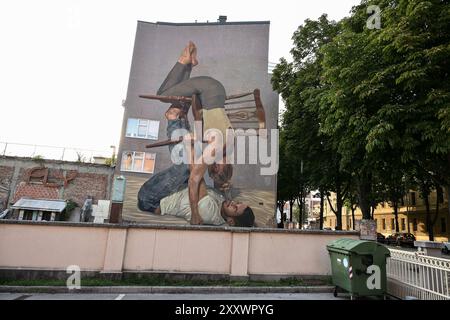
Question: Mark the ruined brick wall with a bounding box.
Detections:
[64,173,109,207]
[0,157,114,208]
[0,166,14,210]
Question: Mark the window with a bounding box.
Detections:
[410,192,416,206]
[42,212,52,221]
[401,218,406,231]
[441,218,447,233]
[382,219,386,230]
[23,210,33,221]
[413,218,418,232]
[121,151,156,173]
[126,118,159,140]
[391,218,395,230]
[22,210,38,221]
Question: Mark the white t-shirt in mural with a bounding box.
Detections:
[160,187,226,226]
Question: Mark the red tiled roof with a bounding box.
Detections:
[13,183,59,203]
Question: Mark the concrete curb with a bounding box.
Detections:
[0,285,335,294]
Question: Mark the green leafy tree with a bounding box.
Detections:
[274,0,450,237]
[272,15,351,229]
[320,0,450,220]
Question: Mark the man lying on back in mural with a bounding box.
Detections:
[137,41,255,227]
[153,182,254,227]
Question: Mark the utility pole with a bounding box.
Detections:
[110,145,116,166]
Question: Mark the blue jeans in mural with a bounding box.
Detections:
[137,118,191,213]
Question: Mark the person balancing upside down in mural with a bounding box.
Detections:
[137,41,255,227]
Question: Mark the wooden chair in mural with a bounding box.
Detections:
[139,89,267,149]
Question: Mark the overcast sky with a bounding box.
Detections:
[0,0,360,158]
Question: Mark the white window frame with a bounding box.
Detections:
[120,151,156,174]
[126,118,159,140]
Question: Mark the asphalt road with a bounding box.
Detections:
[0,292,346,300]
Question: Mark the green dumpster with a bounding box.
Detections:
[327,238,390,299]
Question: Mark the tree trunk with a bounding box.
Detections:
[326,190,343,230]
[357,175,372,220]
[351,206,356,230]
[431,186,442,239]
[447,185,450,218]
[335,189,343,231]
[289,199,294,223]
[447,186,450,235]
[298,192,303,228]
[296,197,302,229]
[424,194,433,241]
[319,190,324,230]
[393,201,399,232]
[335,208,343,230]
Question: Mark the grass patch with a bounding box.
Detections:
[0,276,331,287]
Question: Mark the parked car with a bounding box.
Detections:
[385,233,400,246]
[442,242,450,255]
[397,233,416,248]
[377,233,386,244]
[386,232,416,247]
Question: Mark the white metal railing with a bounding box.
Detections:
[387,248,450,300]
[0,141,112,163]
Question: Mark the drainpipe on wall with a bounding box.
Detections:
[110,176,126,224]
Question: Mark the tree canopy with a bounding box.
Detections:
[273,0,450,236]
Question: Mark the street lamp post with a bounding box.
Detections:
[110,145,116,167]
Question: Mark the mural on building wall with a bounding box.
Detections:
[127,41,277,228]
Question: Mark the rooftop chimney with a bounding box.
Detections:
[218,15,227,24]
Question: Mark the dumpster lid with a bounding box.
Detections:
[327,238,390,255]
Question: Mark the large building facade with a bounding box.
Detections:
[323,189,450,242]
[116,18,279,226]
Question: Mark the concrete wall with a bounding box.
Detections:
[0,220,358,278]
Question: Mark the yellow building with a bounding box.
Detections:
[323,189,449,242]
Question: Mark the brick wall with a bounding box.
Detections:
[64,173,109,206]
[0,156,114,209]
[0,166,14,182]
[0,165,14,210]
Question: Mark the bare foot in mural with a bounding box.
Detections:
[190,42,198,67]
[178,41,198,66]
[178,42,192,65]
